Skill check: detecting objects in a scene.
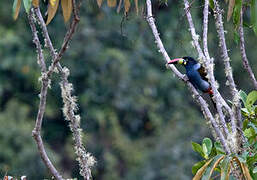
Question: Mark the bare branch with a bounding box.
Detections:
[33,6,95,179]
[28,10,64,180]
[34,8,57,60]
[146,0,231,154]
[47,0,81,76]
[183,0,204,59]
[239,9,257,90]
[202,0,210,59]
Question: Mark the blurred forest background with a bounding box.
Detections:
[0,0,257,179]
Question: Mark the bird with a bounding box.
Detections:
[167,56,215,105]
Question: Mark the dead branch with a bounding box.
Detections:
[47,0,81,77]
[28,9,64,180]
[33,6,95,180]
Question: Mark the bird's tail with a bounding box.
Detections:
[207,88,216,109]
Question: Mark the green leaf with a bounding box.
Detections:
[241,111,249,118]
[243,119,249,130]
[209,0,214,10]
[253,166,257,173]
[192,160,206,175]
[244,128,253,138]
[248,122,257,133]
[243,22,251,28]
[23,0,32,13]
[232,0,242,28]
[202,144,209,159]
[202,154,224,180]
[202,138,213,157]
[246,153,257,166]
[236,155,246,163]
[241,108,249,116]
[214,142,225,154]
[246,91,257,110]
[192,142,205,158]
[233,31,240,44]
[220,156,231,180]
[255,105,257,116]
[239,90,248,107]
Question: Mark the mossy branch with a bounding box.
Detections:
[27,2,95,179]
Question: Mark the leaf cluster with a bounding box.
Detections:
[96,0,139,15]
[191,90,257,179]
[224,0,257,35]
[192,138,253,179]
[13,0,73,25]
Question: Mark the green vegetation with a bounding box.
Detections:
[191,90,257,179]
[1,0,257,179]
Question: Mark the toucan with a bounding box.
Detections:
[168,56,214,96]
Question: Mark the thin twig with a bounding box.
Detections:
[145,0,231,154]
[28,9,64,180]
[47,0,81,77]
[239,8,257,90]
[183,0,204,58]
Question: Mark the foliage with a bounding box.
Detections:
[13,0,73,24]
[191,139,252,179]
[13,0,141,24]
[96,0,140,15]
[2,0,257,179]
[191,90,257,179]
[240,90,257,179]
[0,100,59,179]
[225,0,257,35]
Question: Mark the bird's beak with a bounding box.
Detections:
[167,58,184,65]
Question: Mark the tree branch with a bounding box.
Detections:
[184,0,230,138]
[183,0,204,59]
[239,9,257,90]
[47,0,81,77]
[60,68,95,180]
[28,10,64,180]
[145,0,231,154]
[212,0,241,137]
[202,0,210,59]
[33,6,95,180]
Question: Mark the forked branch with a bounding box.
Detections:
[184,0,231,139]
[28,10,64,180]
[28,1,95,179]
[145,0,230,154]
[212,1,242,148]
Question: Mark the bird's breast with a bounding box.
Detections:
[186,70,210,92]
